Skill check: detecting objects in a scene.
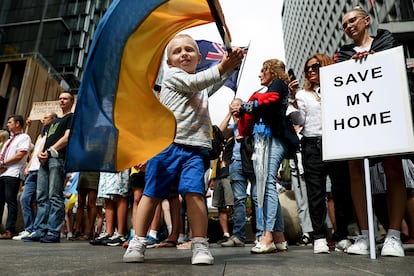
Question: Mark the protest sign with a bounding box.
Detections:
[29,97,77,120]
[320,46,414,161]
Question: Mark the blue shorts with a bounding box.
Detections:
[144,144,205,199]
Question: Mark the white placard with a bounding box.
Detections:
[320,46,414,160]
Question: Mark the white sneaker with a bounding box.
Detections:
[275,241,288,252]
[347,235,369,255]
[123,237,146,263]
[313,238,329,254]
[191,237,214,265]
[381,236,405,257]
[12,230,31,240]
[335,239,352,252]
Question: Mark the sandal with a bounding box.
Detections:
[176,240,192,250]
[157,240,178,248]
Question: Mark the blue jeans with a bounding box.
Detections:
[255,135,286,232]
[0,176,20,233]
[20,171,38,232]
[229,160,261,242]
[33,158,65,237]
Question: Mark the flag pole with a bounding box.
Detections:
[234,40,250,97]
[207,0,232,52]
[363,158,377,259]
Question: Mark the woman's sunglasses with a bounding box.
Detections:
[305,63,321,72]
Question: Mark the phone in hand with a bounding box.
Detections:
[288,69,296,81]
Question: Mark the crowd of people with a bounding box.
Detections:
[1,6,414,267]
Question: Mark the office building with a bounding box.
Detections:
[0,0,112,128]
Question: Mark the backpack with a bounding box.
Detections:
[209,125,224,160]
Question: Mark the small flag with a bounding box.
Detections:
[196,40,248,92]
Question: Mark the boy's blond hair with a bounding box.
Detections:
[166,34,200,57]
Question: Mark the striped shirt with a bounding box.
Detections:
[160,66,231,149]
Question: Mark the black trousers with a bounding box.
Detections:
[301,137,353,241]
[0,176,20,233]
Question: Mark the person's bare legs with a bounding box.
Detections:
[147,203,161,239]
[132,188,144,230]
[185,192,208,238]
[346,159,372,255]
[104,199,115,235]
[86,189,98,237]
[162,199,172,235]
[64,209,73,238]
[161,197,181,243]
[218,207,230,236]
[134,195,161,237]
[95,206,103,235]
[114,196,128,236]
[380,156,406,257]
[73,190,87,236]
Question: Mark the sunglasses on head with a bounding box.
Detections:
[305,62,320,72]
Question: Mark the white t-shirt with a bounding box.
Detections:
[27,135,46,172]
[0,133,31,179]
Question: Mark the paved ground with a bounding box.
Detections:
[1,240,414,275]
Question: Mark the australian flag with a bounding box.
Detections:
[196,40,248,93]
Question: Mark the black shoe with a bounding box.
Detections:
[90,233,111,245]
[296,235,312,246]
[40,234,60,243]
[105,233,127,246]
[22,232,43,242]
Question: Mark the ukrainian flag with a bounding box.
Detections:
[66,0,214,172]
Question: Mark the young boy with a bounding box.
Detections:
[123,34,243,265]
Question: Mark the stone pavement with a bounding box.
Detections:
[1,240,414,275]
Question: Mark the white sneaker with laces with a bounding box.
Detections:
[313,238,329,254]
[275,241,288,252]
[12,230,30,241]
[381,236,405,257]
[335,239,352,252]
[123,237,146,263]
[191,237,214,265]
[251,242,277,254]
[347,235,369,255]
